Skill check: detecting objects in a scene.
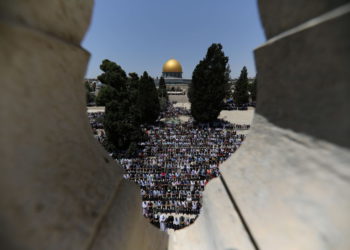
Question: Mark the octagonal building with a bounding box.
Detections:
[162,59,183,78]
[157,59,191,88]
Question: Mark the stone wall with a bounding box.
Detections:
[172,1,350,250]
[0,1,168,250]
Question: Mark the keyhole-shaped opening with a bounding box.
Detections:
[84,0,263,232]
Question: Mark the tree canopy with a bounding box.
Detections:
[127,72,140,103]
[95,59,129,105]
[249,77,257,102]
[95,85,117,106]
[233,66,249,106]
[136,72,160,124]
[103,99,144,155]
[96,60,142,155]
[94,60,164,155]
[158,76,168,111]
[98,59,127,91]
[188,43,230,122]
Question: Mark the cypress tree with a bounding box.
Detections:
[96,59,128,105]
[158,76,168,111]
[127,72,142,125]
[97,60,143,154]
[103,99,144,154]
[233,66,249,106]
[98,59,127,91]
[249,77,257,102]
[127,72,140,104]
[95,85,117,106]
[188,43,230,122]
[158,76,168,100]
[136,72,160,124]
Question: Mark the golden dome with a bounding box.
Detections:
[162,59,183,73]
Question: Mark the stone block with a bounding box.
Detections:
[90,181,168,250]
[221,114,350,250]
[258,0,349,38]
[0,20,168,250]
[0,0,93,44]
[255,13,350,148]
[170,177,255,250]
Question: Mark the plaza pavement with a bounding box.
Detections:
[173,102,255,135]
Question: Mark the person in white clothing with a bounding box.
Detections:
[142,201,148,216]
[159,213,167,232]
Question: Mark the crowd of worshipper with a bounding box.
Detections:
[160,105,191,119]
[88,112,106,143]
[88,112,104,129]
[87,104,250,231]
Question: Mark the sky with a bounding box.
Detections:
[82,0,265,79]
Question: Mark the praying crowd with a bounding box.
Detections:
[87,104,250,231]
[88,112,106,143]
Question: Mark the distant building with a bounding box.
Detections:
[162,58,183,79]
[85,78,103,96]
[155,59,192,85]
[155,59,191,96]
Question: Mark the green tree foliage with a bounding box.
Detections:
[85,81,95,104]
[95,60,162,156]
[96,59,128,105]
[91,82,96,92]
[158,77,168,100]
[136,72,160,124]
[158,76,168,111]
[85,81,92,92]
[98,59,127,91]
[126,72,142,125]
[127,72,140,103]
[95,85,117,106]
[233,66,249,106]
[188,43,230,122]
[249,77,257,102]
[95,60,142,155]
[103,99,144,154]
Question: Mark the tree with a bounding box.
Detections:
[95,85,117,106]
[85,81,95,104]
[85,81,92,92]
[98,59,127,91]
[158,77,168,99]
[127,72,140,104]
[249,77,257,102]
[96,60,143,156]
[96,61,161,156]
[126,72,142,125]
[95,59,128,106]
[158,76,168,111]
[103,99,144,154]
[233,66,249,106]
[136,72,160,124]
[188,43,230,122]
[91,82,96,92]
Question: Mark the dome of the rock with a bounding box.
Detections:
[163,59,183,73]
[162,59,183,78]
